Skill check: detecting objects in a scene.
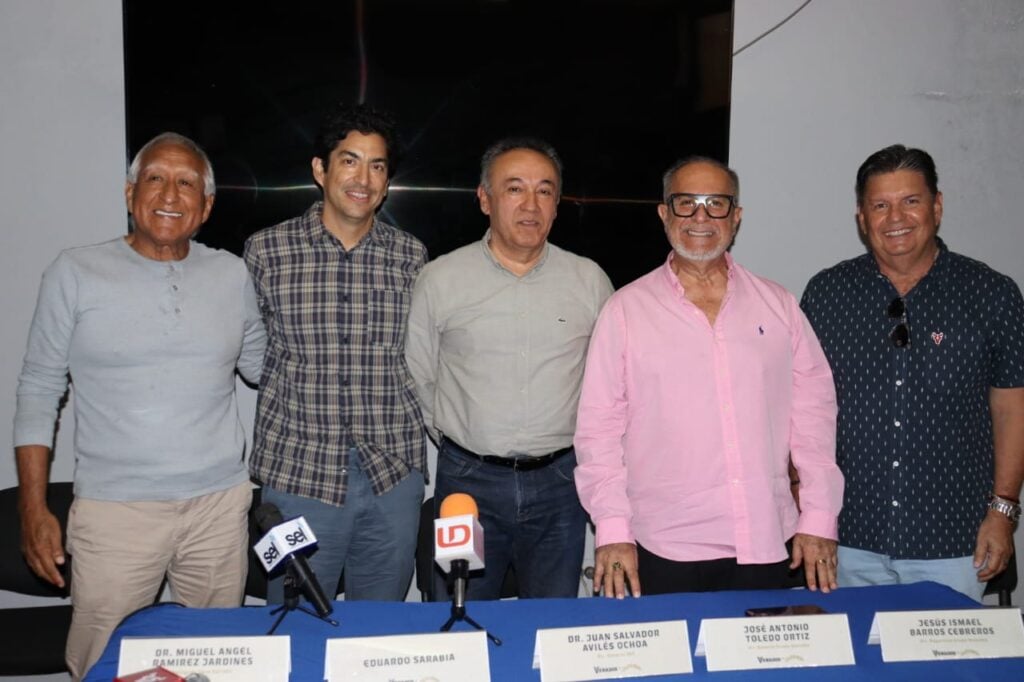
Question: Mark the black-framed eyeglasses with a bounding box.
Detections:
[666,193,736,219]
[887,297,910,348]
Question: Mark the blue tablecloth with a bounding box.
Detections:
[87,582,1023,680]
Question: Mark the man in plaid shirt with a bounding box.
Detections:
[244,103,427,602]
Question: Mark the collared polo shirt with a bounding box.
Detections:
[801,239,1024,559]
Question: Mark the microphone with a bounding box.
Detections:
[434,493,485,612]
[253,503,334,618]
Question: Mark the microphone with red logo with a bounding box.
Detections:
[434,493,500,644]
[434,493,485,613]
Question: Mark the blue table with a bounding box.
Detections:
[88,582,1023,680]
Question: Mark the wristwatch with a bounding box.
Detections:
[988,494,1022,524]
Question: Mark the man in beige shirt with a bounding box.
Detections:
[406,136,613,600]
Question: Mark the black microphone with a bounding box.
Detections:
[254,503,334,618]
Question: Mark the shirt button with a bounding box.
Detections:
[892,500,899,507]
[174,307,181,314]
[343,337,349,344]
[892,460,900,468]
[895,379,903,386]
[894,420,901,427]
[172,284,179,291]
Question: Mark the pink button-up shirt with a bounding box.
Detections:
[574,254,843,564]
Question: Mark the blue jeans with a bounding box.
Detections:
[838,546,985,602]
[432,440,587,600]
[262,448,424,603]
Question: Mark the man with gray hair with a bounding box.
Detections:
[407,137,613,600]
[14,132,265,679]
[575,156,843,598]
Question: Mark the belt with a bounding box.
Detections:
[443,437,573,471]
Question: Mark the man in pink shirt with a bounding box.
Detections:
[574,157,844,598]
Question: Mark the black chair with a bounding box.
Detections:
[414,496,518,601]
[0,482,74,676]
[984,552,1018,606]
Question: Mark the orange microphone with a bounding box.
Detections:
[433,493,501,644]
[439,492,478,519]
[434,493,486,614]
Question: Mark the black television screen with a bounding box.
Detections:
[124,0,732,287]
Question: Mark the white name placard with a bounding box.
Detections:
[532,620,691,681]
[325,630,489,681]
[869,608,1024,661]
[696,614,854,671]
[118,635,290,681]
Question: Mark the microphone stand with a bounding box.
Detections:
[267,565,340,635]
[439,559,502,645]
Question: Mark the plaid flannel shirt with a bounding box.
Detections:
[244,202,427,505]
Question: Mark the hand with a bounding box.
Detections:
[790,533,837,593]
[593,542,640,599]
[973,510,1015,582]
[19,505,66,588]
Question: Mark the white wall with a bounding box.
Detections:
[730,0,1024,602]
[1,2,124,679]
[1,0,126,488]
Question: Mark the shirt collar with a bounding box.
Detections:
[479,228,551,277]
[661,250,736,295]
[860,236,950,278]
[301,200,386,249]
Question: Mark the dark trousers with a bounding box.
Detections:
[432,439,587,600]
[637,541,803,595]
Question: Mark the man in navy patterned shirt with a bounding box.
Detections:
[801,144,1024,601]
[245,103,427,603]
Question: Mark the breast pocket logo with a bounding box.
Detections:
[931,331,944,346]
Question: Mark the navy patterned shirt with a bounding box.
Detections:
[801,239,1024,559]
[244,202,428,506]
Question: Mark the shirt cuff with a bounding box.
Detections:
[595,516,634,548]
[795,509,839,541]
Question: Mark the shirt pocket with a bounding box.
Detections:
[367,289,410,349]
[920,326,986,394]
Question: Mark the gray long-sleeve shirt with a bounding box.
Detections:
[14,237,265,501]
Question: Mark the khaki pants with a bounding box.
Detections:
[65,482,251,680]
